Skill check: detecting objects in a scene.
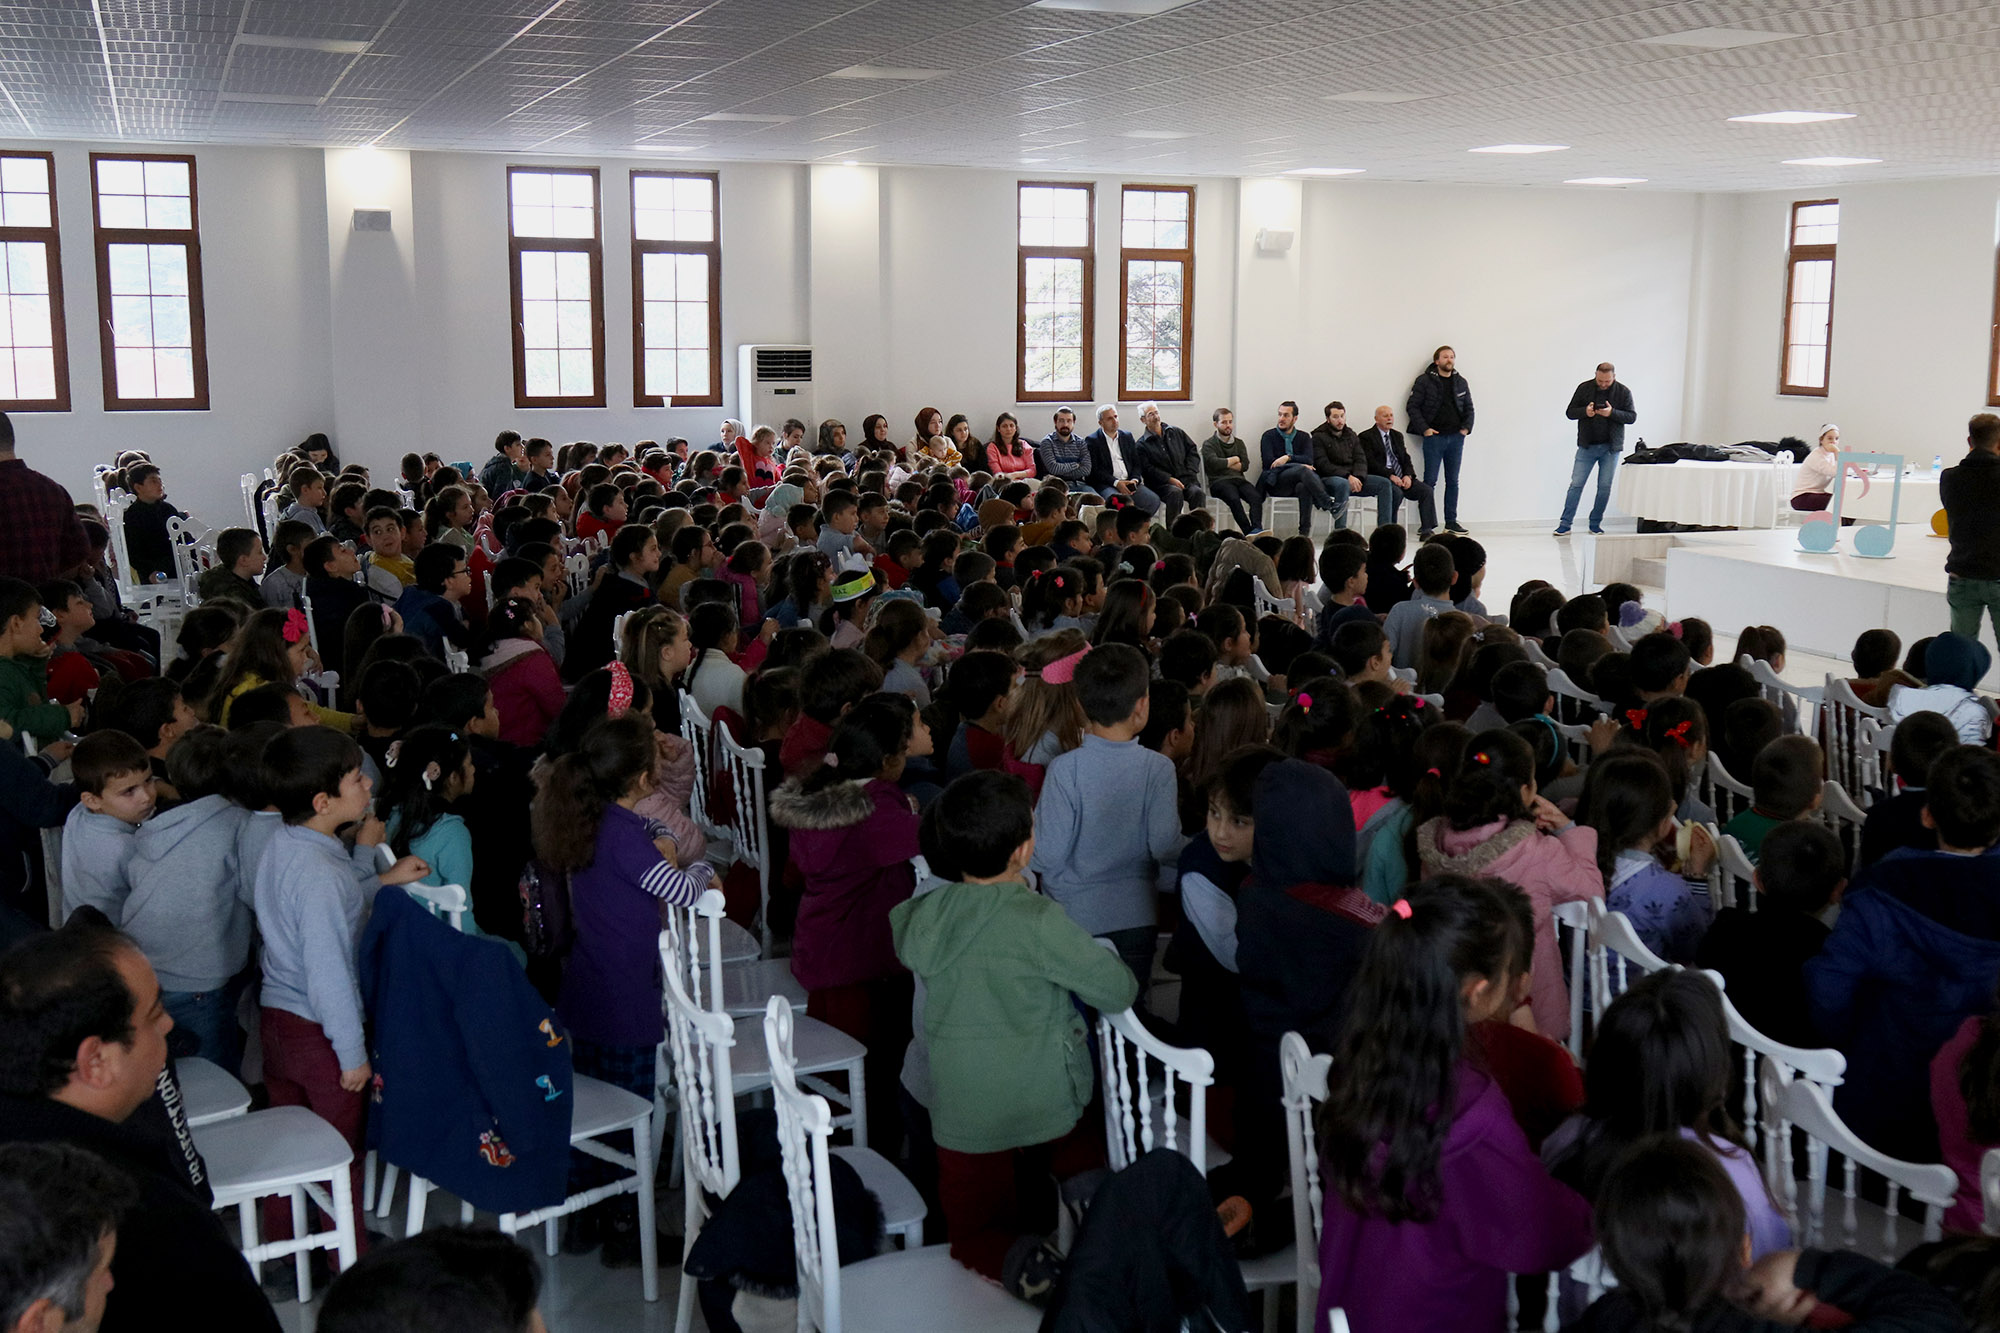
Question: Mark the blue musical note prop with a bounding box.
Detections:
[1797,452,1903,559]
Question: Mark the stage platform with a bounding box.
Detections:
[1658,524,2000,685]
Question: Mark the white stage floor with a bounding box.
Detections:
[1662,523,1999,684]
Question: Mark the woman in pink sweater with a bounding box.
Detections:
[1415,729,1602,1044]
[984,412,1038,479]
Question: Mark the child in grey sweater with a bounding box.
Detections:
[1383,543,1459,670]
[58,731,156,922]
[1030,643,1184,991]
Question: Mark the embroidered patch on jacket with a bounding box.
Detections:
[536,1075,564,1102]
[538,1019,564,1048]
[478,1130,516,1167]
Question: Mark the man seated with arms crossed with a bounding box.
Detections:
[0,912,281,1331]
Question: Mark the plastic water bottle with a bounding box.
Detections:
[1934,454,1944,473]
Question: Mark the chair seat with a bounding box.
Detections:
[833,1146,926,1235]
[722,958,807,1017]
[193,1107,353,1201]
[1239,1243,1298,1291]
[569,1073,653,1141]
[730,1014,863,1088]
[839,1244,1042,1331]
[716,916,761,963]
[176,1056,250,1127]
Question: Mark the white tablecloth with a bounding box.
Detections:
[1613,458,1943,528]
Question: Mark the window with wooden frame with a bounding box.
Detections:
[0,152,69,412]
[1018,182,1093,403]
[1988,240,2000,407]
[91,153,207,411]
[508,166,605,408]
[1119,185,1193,402]
[631,170,721,408]
[1779,199,1838,396]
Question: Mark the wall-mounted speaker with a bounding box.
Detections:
[352,209,392,232]
[1255,227,1294,254]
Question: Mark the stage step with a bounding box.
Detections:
[1630,556,1668,587]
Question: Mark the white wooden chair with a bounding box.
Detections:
[1253,580,1294,625]
[661,890,866,1145]
[1741,656,1820,735]
[612,609,633,658]
[1706,752,1754,826]
[677,690,732,851]
[1521,637,1556,671]
[175,1055,250,1128]
[1097,1006,1214,1174]
[93,464,114,513]
[442,641,471,673]
[564,550,591,600]
[102,490,185,637]
[1818,779,1868,872]
[168,514,216,605]
[1551,900,1594,1061]
[1281,1032,1331,1333]
[1696,969,1843,1154]
[240,471,265,530]
[193,1107,358,1304]
[714,722,777,954]
[1545,668,1607,725]
[660,933,922,1333]
[1820,676,1887,799]
[1588,901,1672,1012]
[1860,717,1897,801]
[1714,832,1756,913]
[764,996,1038,1333]
[1554,720,1592,769]
[1760,1057,1954,1261]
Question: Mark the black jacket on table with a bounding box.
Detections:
[1308,424,1367,481]
[1084,428,1144,493]
[0,1093,281,1333]
[1570,1248,1961,1332]
[1564,379,1637,451]
[1942,450,2000,580]
[1137,424,1203,493]
[1361,424,1418,481]
[1406,367,1474,436]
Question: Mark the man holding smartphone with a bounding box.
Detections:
[1555,361,1637,536]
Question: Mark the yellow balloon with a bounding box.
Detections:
[1933,509,1950,537]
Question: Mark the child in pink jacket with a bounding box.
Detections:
[1415,728,1602,1044]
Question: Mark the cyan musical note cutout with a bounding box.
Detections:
[1798,453,1902,558]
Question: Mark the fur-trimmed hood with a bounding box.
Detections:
[1414,816,1536,876]
[769,776,879,831]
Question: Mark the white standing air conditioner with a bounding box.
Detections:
[737,345,816,431]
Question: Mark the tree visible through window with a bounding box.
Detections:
[1120,185,1193,401]
[1018,183,1093,402]
[92,154,207,411]
[632,171,721,408]
[508,167,604,408]
[0,152,68,411]
[1780,199,1838,396]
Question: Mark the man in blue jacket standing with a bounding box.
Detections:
[1256,401,1340,537]
[1555,362,1637,536]
[1806,745,2000,1161]
[1406,346,1475,536]
[1084,405,1162,517]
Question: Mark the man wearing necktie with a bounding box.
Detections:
[1362,405,1437,538]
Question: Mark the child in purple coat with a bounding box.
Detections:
[1315,877,1593,1333]
[1584,750,1715,964]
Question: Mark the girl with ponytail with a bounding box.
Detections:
[1415,729,1603,1044]
[1314,876,1592,1333]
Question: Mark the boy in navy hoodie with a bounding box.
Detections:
[1807,745,2000,1160]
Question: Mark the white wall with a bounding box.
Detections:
[1,140,333,525]
[1692,177,2000,466]
[0,136,1779,536]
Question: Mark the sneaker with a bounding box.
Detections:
[1446,524,1471,537]
[1588,526,1606,535]
[1216,1196,1253,1238]
[1418,528,1438,540]
[1553,525,1572,536]
[1002,1236,1065,1307]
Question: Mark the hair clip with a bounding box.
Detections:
[282,608,309,645]
[1425,766,1442,778]
[1153,560,1166,571]
[1625,708,1649,729]
[381,605,394,628]
[384,739,403,769]
[1042,645,1091,686]
[1409,695,1425,708]
[1472,751,1491,765]
[1296,692,1313,712]
[607,661,634,718]
[1667,620,1685,641]
[1665,719,1694,747]
[822,751,839,768]
[421,760,442,792]
[1391,899,1413,919]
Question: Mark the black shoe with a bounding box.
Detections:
[562,1204,604,1255]
[601,1198,643,1269]
[1002,1236,1065,1307]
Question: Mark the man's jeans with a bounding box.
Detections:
[1346,474,1399,528]
[1421,432,1466,527]
[1258,465,1341,534]
[1948,576,2000,647]
[164,973,250,1077]
[1559,444,1620,531]
[1160,481,1207,525]
[1096,482,1162,516]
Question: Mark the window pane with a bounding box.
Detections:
[555,252,590,300]
[96,158,195,233]
[524,350,559,397]
[676,303,707,347]
[145,195,190,230]
[1020,185,1090,247]
[519,250,555,301]
[109,245,155,297]
[153,349,194,399]
[142,160,189,198]
[5,243,47,295]
[1793,202,1839,245]
[113,346,155,398]
[111,295,153,347]
[554,206,593,239]
[100,195,146,230]
[96,159,143,196]
[522,299,557,349]
[511,172,552,207]
[676,253,706,297]
[0,156,45,194]
[14,349,54,400]
[645,350,674,395]
[558,349,591,395]
[674,176,711,212]
[552,173,592,209]
[555,300,591,349]
[632,175,671,212]
[678,349,707,390]
[8,295,48,347]
[147,245,187,296]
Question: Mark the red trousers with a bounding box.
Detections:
[808,974,914,1159]
[260,1007,368,1258]
[936,1115,1105,1281]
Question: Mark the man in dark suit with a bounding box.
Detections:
[1363,405,1437,537]
[1135,402,1206,526]
[1083,404,1162,517]
[1556,361,1638,536]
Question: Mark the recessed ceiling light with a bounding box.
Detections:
[1287,167,1365,176]
[840,159,859,166]
[1021,158,1048,165]
[1122,130,1191,140]
[1030,0,1197,13]
[824,64,945,81]
[1729,110,1856,124]
[1783,156,1882,166]
[1325,90,1433,104]
[1565,177,1646,185]
[633,144,697,153]
[233,33,371,54]
[697,112,793,124]
[1469,144,1569,154]
[1634,26,1796,50]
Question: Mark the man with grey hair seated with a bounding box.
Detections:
[1135,401,1207,526]
[1083,403,1162,517]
